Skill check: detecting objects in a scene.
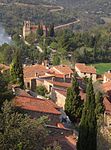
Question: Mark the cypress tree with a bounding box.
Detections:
[77,78,97,150]
[65,74,83,123]
[10,49,24,89]
[49,23,55,37]
[95,91,104,119]
[37,23,43,36]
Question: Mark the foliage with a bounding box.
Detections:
[95,91,105,119]
[77,78,97,150]
[0,100,48,150]
[48,24,55,37]
[10,49,24,89]
[0,43,15,64]
[52,55,60,66]
[65,74,83,123]
[37,24,44,37]
[0,73,13,109]
[36,85,48,96]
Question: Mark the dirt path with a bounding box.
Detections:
[54,19,80,30]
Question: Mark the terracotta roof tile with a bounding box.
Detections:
[14,96,61,115]
[47,80,71,88]
[75,63,96,74]
[104,72,111,79]
[50,65,73,75]
[103,97,111,114]
[24,64,48,78]
[101,82,111,93]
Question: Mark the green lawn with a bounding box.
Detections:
[90,63,111,75]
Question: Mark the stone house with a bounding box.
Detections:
[103,72,111,83]
[51,87,86,110]
[103,97,111,127]
[23,64,48,90]
[50,65,73,78]
[75,63,96,82]
[14,95,61,126]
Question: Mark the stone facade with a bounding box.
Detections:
[23,21,48,39]
[75,64,96,82]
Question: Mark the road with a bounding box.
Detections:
[54,19,80,30]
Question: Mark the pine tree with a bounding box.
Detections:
[77,78,97,150]
[10,49,24,89]
[65,74,83,123]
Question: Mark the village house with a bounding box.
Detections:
[101,81,111,97]
[75,63,96,82]
[51,87,86,110]
[100,81,111,127]
[50,65,73,78]
[13,94,76,149]
[103,71,111,83]
[103,96,111,127]
[23,21,48,39]
[14,95,61,126]
[23,64,48,90]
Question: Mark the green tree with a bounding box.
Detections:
[0,100,48,150]
[52,55,60,66]
[37,24,44,37]
[65,74,83,123]
[0,73,13,108]
[36,85,48,96]
[48,23,55,37]
[10,49,24,89]
[95,91,104,119]
[77,78,97,150]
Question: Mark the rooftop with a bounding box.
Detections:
[75,63,96,74]
[23,64,48,78]
[14,96,61,115]
[50,65,73,75]
[101,81,111,93]
[104,72,111,79]
[103,97,111,114]
[46,80,71,88]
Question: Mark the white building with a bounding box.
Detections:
[75,63,96,82]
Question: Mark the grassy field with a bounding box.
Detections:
[90,63,111,75]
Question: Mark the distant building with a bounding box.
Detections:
[75,63,96,82]
[23,21,48,39]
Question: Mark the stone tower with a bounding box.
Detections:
[23,21,31,39]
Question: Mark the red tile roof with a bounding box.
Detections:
[75,63,96,74]
[14,96,61,115]
[47,80,71,88]
[103,97,111,114]
[24,64,48,78]
[50,65,73,75]
[101,82,111,93]
[104,72,111,80]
